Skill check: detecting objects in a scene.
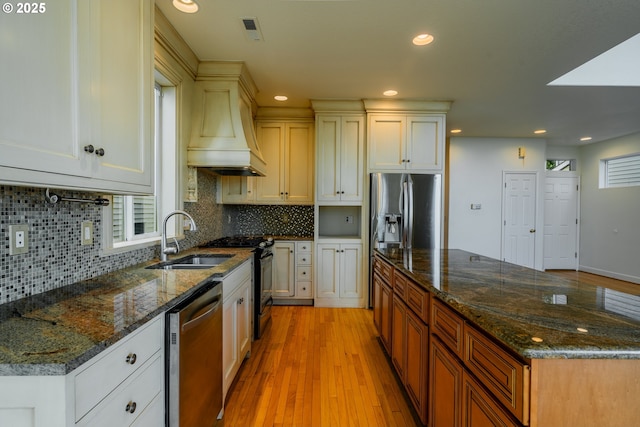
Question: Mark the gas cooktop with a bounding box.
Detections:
[200,236,273,248]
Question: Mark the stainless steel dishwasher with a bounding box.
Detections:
[167,279,223,427]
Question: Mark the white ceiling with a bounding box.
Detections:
[155,0,640,146]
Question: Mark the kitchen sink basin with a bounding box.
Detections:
[146,254,235,270]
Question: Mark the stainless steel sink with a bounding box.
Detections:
[146,254,234,270]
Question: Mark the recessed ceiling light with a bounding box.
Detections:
[173,0,199,13]
[383,90,398,97]
[274,95,288,101]
[534,129,547,134]
[412,33,434,46]
[450,129,462,134]
[580,136,592,142]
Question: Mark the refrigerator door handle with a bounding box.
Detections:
[401,177,409,249]
[406,175,414,249]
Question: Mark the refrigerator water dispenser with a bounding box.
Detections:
[383,214,401,243]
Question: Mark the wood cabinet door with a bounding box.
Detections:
[405,309,429,425]
[373,273,393,354]
[368,115,406,170]
[316,116,341,202]
[273,242,295,297]
[338,243,362,299]
[220,176,256,204]
[284,122,314,204]
[237,278,252,360]
[405,115,444,171]
[315,244,339,299]
[256,123,285,202]
[462,371,519,427]
[430,337,463,427]
[391,298,407,381]
[338,116,365,202]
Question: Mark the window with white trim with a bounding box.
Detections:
[104,78,178,251]
[601,153,640,188]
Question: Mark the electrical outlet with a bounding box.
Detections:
[81,221,93,246]
[346,216,354,224]
[9,224,29,255]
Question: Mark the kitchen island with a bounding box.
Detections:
[373,248,640,427]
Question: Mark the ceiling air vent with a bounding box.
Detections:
[241,17,263,41]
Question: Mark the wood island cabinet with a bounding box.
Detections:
[372,263,392,354]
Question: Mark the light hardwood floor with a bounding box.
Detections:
[222,306,420,427]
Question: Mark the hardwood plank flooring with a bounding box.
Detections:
[222,306,420,427]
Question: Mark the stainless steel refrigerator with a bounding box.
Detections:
[369,173,441,304]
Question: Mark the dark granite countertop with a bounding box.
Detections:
[376,248,640,360]
[0,248,254,376]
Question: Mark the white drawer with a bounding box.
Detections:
[296,281,312,298]
[77,352,163,427]
[296,266,312,281]
[295,241,312,253]
[296,253,312,265]
[223,259,252,303]
[74,316,163,422]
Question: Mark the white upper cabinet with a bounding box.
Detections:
[255,121,314,205]
[368,114,445,172]
[365,100,450,174]
[316,115,365,204]
[0,0,154,194]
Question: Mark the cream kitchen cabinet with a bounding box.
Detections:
[315,241,363,307]
[368,114,445,172]
[0,314,164,427]
[315,115,365,203]
[273,240,313,304]
[219,176,257,204]
[273,241,295,298]
[222,259,252,401]
[0,0,154,195]
[255,121,314,205]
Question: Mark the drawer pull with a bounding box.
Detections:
[95,147,105,157]
[125,401,137,414]
[126,353,137,365]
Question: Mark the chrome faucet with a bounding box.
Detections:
[161,210,197,262]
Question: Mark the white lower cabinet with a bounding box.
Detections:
[222,260,253,401]
[0,314,164,427]
[273,241,313,304]
[315,241,363,307]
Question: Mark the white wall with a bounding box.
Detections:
[448,137,547,270]
[578,132,640,283]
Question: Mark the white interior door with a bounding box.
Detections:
[502,172,537,268]
[543,176,579,270]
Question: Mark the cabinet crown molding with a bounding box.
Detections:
[310,99,365,114]
[256,107,315,120]
[364,99,452,113]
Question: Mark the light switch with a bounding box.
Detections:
[470,204,482,210]
[82,221,93,246]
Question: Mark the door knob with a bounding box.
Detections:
[529,229,536,233]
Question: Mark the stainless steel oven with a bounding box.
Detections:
[255,245,274,339]
[200,236,274,339]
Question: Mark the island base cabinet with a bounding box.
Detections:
[372,273,392,354]
[462,371,520,427]
[429,337,463,427]
[0,376,67,427]
[529,359,640,427]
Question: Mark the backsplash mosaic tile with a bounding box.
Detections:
[0,172,315,304]
[0,171,227,304]
[226,204,314,237]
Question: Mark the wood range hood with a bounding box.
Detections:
[188,61,267,176]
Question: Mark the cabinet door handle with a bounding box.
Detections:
[125,401,137,414]
[95,148,105,157]
[302,271,306,275]
[125,353,137,365]
[84,144,94,153]
[290,250,294,253]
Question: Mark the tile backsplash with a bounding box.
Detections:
[1,172,315,304]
